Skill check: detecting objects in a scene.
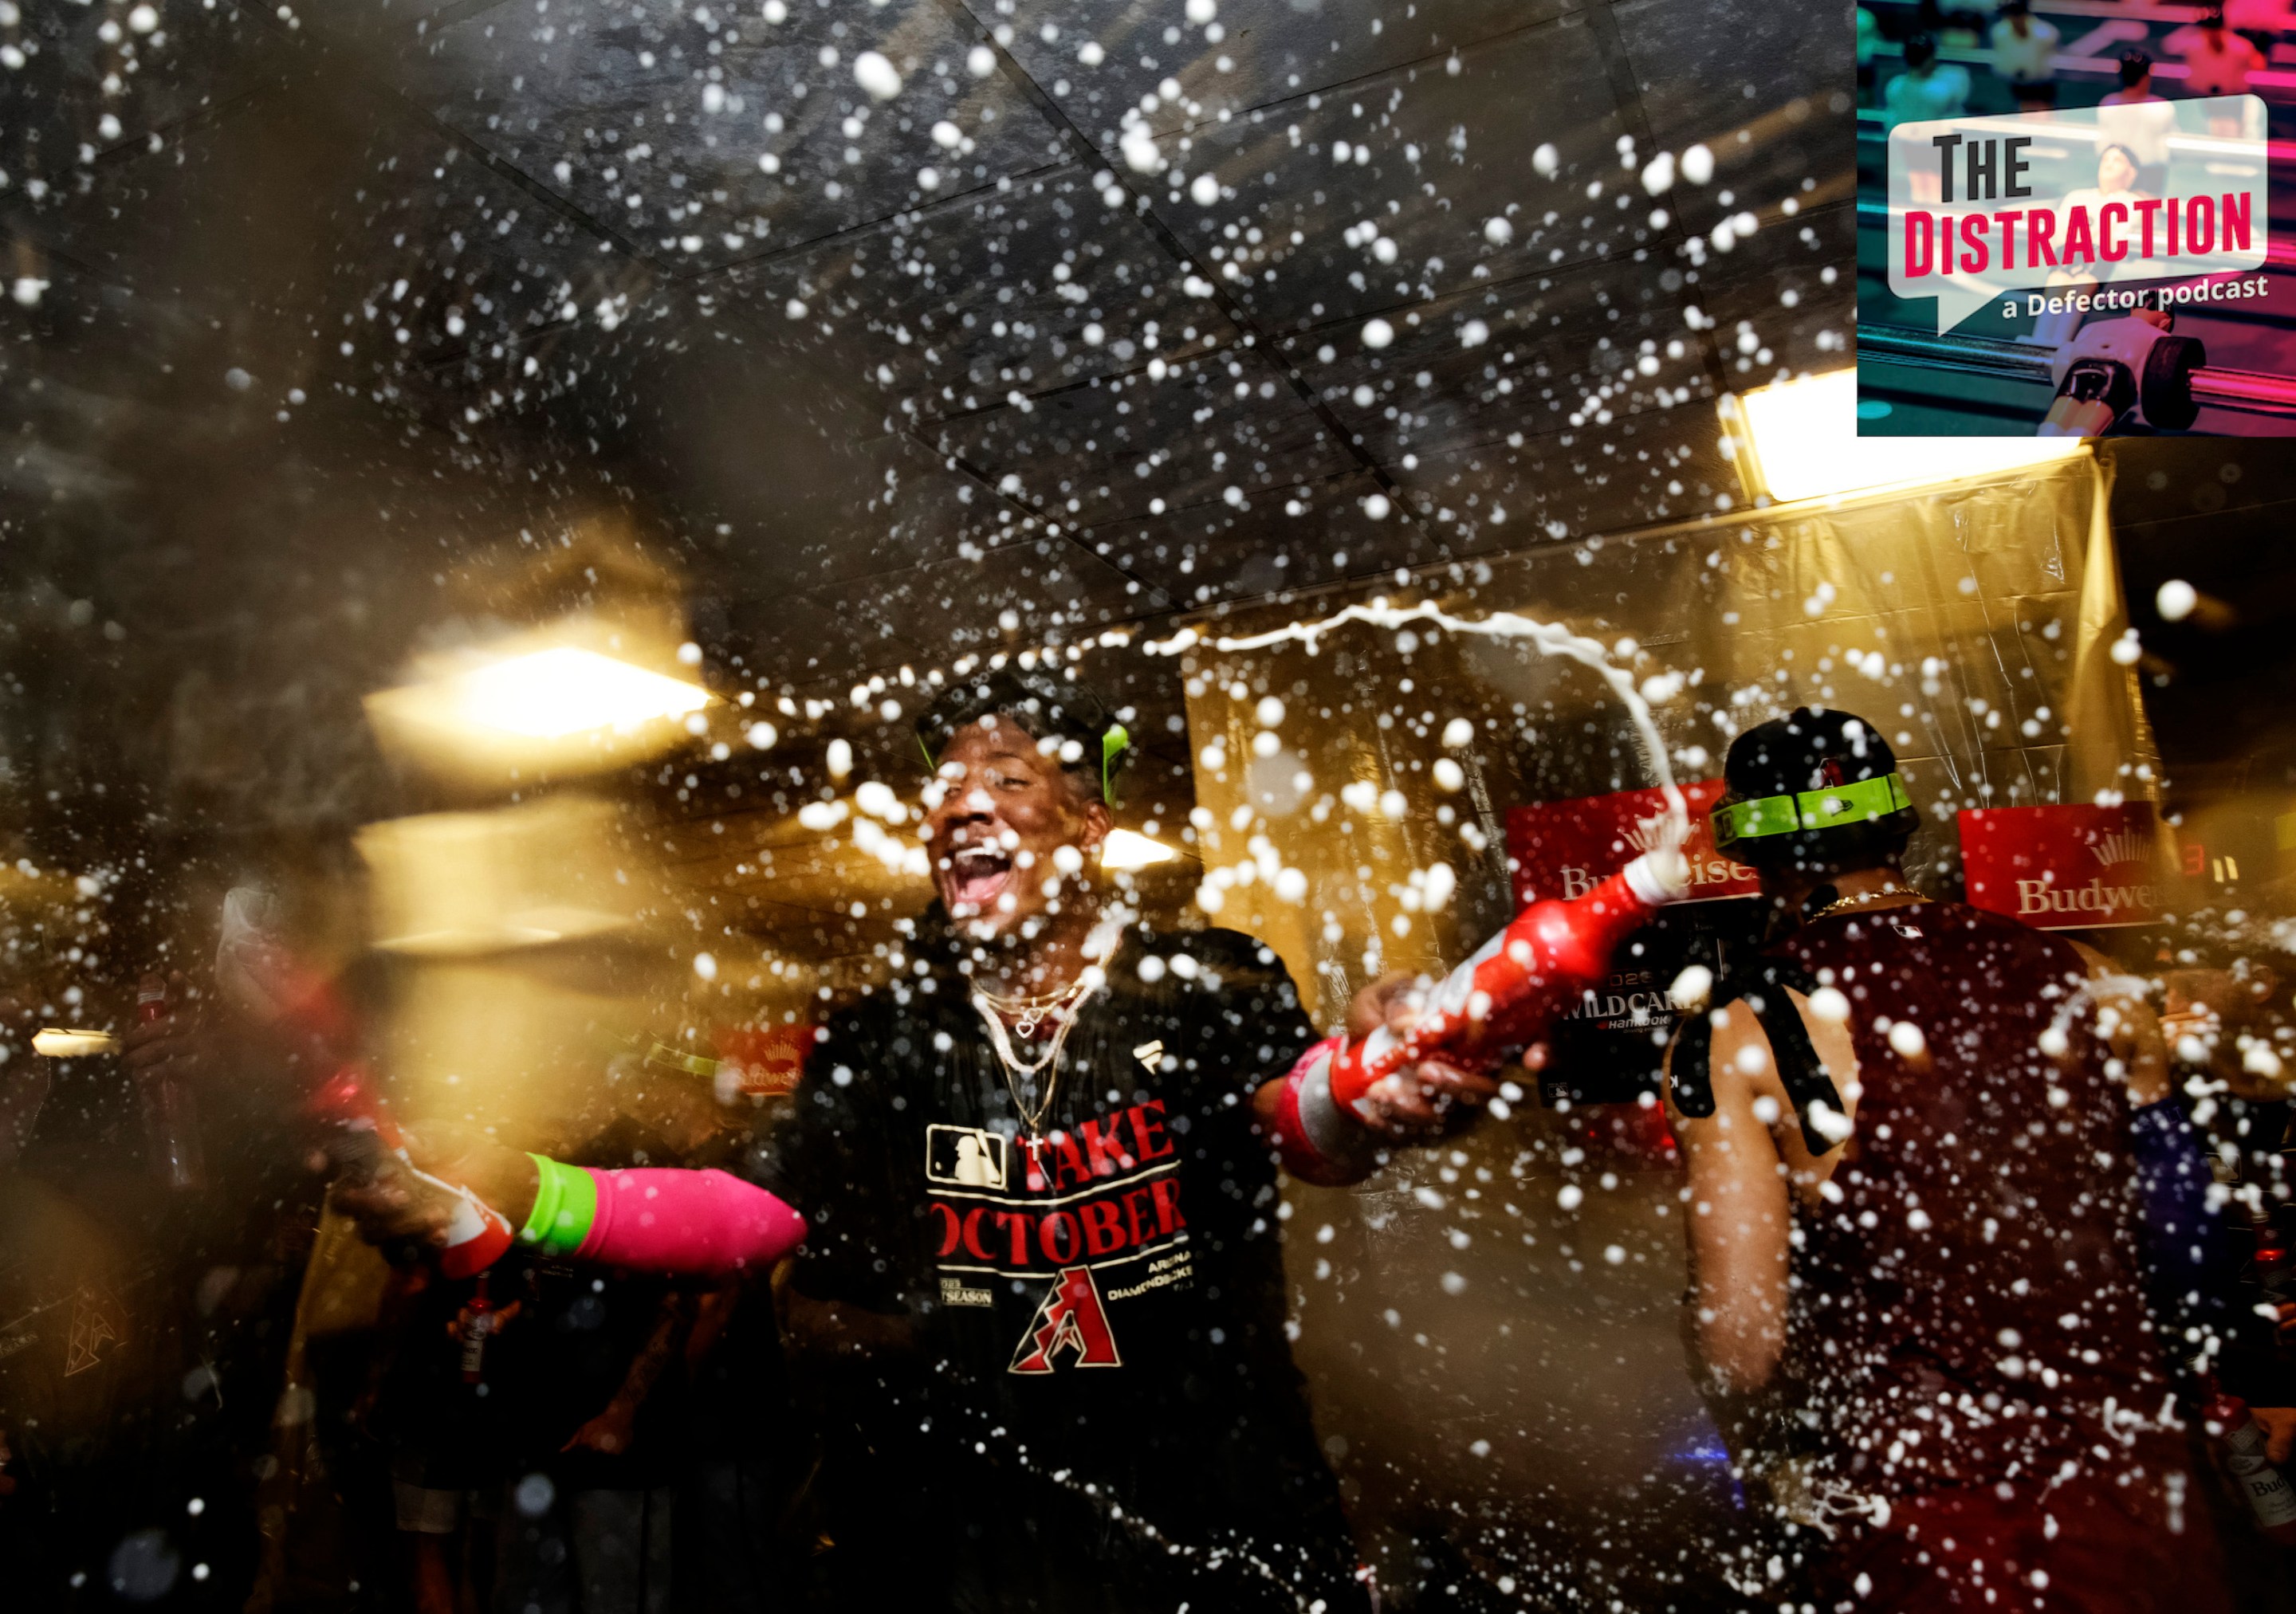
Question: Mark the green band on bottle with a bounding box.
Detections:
[518,1153,597,1259]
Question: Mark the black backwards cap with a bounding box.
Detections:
[1712,706,1919,867]
[914,665,1132,806]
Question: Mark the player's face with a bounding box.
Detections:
[921,717,1110,940]
[2099,147,2137,192]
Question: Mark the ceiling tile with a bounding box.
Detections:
[930,342,1354,525]
[1607,0,1852,236]
[399,0,1072,273]
[1079,466,1445,608]
[986,0,1564,139]
[1390,397,1732,552]
[702,166,1244,420]
[1278,252,1709,464]
[1138,16,1642,334]
[845,534,1163,657]
[1689,200,1853,385]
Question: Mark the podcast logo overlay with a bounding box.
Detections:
[1885,97,2267,334]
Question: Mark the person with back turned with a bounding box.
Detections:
[1665,708,2231,1614]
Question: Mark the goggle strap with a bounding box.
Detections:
[1101,723,1129,807]
[1715,772,1912,842]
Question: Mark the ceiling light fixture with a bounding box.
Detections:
[1101,829,1181,871]
[444,646,710,739]
[33,1027,119,1058]
[1722,369,2086,504]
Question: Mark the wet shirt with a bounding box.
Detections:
[748,913,1357,1612]
[1771,902,2176,1505]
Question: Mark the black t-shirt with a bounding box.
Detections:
[745,913,1362,1614]
[678,1126,801,1467]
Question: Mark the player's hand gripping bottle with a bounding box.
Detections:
[305,1064,514,1279]
[217,886,514,1278]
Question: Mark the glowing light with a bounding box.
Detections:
[1101,829,1181,870]
[1725,370,2085,504]
[34,1028,119,1057]
[438,646,708,738]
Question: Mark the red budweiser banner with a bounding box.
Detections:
[1959,803,2177,930]
[1507,780,1759,908]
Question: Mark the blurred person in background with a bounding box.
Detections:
[1990,0,2061,111]
[481,1057,731,1614]
[607,1046,819,1614]
[365,1258,515,1614]
[2226,0,2293,56]
[2167,10,2267,134]
[2099,52,2178,195]
[1884,33,1972,131]
[1665,709,2231,1613]
[2152,937,2296,1466]
[0,882,355,1608]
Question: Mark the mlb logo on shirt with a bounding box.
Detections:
[926,1124,1009,1189]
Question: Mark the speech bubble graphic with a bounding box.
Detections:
[1884,97,2267,336]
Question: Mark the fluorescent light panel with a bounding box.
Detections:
[1732,370,2086,504]
[33,1028,118,1057]
[446,646,709,739]
[1102,829,1181,871]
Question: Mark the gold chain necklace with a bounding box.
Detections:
[972,989,1093,1135]
[969,920,1127,1135]
[1814,884,1921,920]
[974,972,1095,1038]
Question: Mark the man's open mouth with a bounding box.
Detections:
[947,845,1013,909]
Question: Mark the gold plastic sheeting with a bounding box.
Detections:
[360,795,665,1139]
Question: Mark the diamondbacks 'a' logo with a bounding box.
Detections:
[1008,1264,1122,1374]
[65,1284,125,1377]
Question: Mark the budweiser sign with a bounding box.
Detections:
[714,1023,814,1096]
[1507,780,1758,908]
[1960,803,2178,930]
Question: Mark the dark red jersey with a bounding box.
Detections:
[1770,901,2181,1505]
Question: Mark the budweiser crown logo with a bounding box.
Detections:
[2087,827,2155,869]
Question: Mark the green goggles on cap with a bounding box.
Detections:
[918,722,1130,807]
[1711,771,1913,850]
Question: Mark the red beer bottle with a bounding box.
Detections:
[1319,850,1689,1119]
[2206,1388,2296,1545]
[2257,1214,2296,1308]
[136,974,205,1191]
[459,1273,495,1385]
